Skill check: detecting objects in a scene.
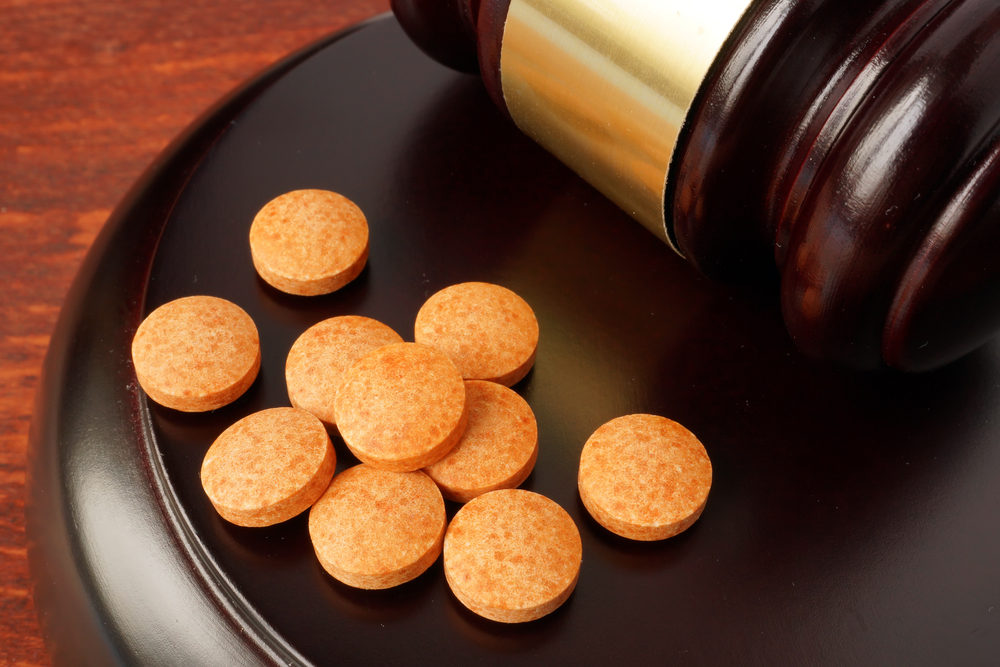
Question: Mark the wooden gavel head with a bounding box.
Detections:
[392,0,1000,372]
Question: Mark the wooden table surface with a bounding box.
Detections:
[0,1,388,663]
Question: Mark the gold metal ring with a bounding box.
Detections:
[501,0,752,252]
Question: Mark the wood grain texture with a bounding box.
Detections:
[0,1,388,664]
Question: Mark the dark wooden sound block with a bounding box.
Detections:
[28,14,1000,664]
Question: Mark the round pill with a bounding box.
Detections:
[131,295,260,412]
[443,489,582,623]
[334,342,467,472]
[200,407,335,527]
[308,465,446,589]
[249,189,369,296]
[424,380,538,503]
[285,316,403,429]
[578,414,712,541]
[414,282,539,386]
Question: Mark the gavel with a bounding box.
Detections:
[390,0,1000,372]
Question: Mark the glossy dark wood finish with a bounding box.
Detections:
[28,16,1000,665]
[392,0,512,113]
[390,0,480,73]
[674,0,1000,371]
[2,2,386,665]
[392,0,1000,371]
[27,25,378,666]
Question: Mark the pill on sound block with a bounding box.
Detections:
[443,489,582,623]
[334,342,467,472]
[249,189,369,296]
[424,380,538,503]
[200,407,335,527]
[285,315,403,429]
[131,295,260,412]
[414,282,539,386]
[578,414,712,541]
[308,465,446,589]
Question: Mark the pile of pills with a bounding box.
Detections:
[131,188,712,624]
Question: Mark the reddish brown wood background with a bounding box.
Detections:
[0,1,388,663]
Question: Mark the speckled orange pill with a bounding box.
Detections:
[200,407,335,527]
[334,342,467,472]
[285,316,403,429]
[414,282,539,386]
[424,380,538,503]
[308,464,446,589]
[578,414,712,541]
[249,189,369,296]
[131,295,260,412]
[443,489,582,623]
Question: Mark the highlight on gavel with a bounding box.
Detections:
[391,0,1000,372]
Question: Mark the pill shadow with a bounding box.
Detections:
[308,554,441,624]
[443,580,576,653]
[573,494,705,573]
[327,434,362,474]
[251,262,374,333]
[213,511,312,563]
[147,364,271,435]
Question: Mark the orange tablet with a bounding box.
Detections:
[424,380,538,502]
[308,465,446,589]
[334,342,467,472]
[414,282,539,386]
[578,413,712,541]
[249,189,369,296]
[131,295,260,412]
[443,489,582,623]
[200,407,335,527]
[284,315,403,428]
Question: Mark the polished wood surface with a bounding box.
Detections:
[19,9,1000,663]
[0,2,387,663]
